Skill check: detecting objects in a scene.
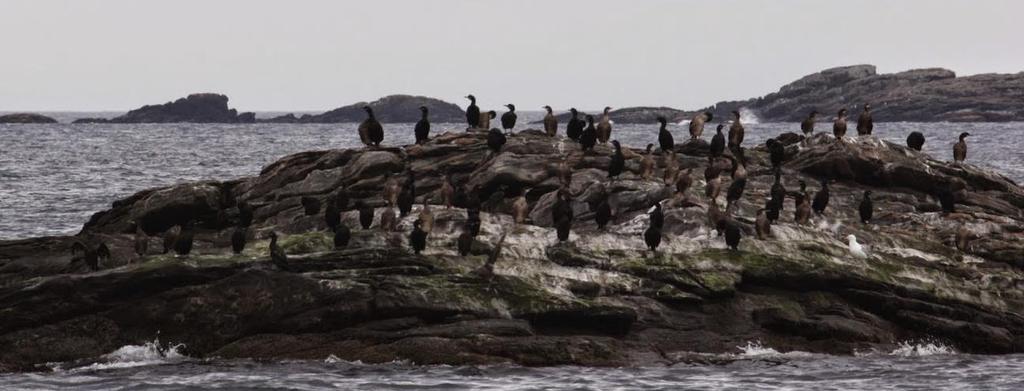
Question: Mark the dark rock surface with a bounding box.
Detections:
[262,95,465,123]
[539,106,696,125]
[706,64,1024,122]
[0,113,58,124]
[71,93,255,124]
[2,129,1024,371]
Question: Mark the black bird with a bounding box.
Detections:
[709,124,726,158]
[593,193,612,230]
[231,226,246,254]
[466,208,482,237]
[765,199,780,223]
[833,109,848,139]
[769,172,786,220]
[552,189,574,225]
[566,108,584,141]
[801,110,817,136]
[465,95,480,128]
[237,200,254,226]
[767,138,785,170]
[334,220,351,249]
[724,219,742,251]
[906,131,925,151]
[726,177,747,209]
[487,127,507,153]
[812,180,830,215]
[357,200,374,229]
[859,190,873,224]
[359,106,384,147]
[70,238,111,271]
[937,186,956,214]
[501,104,517,133]
[555,216,572,242]
[857,103,873,135]
[414,106,430,144]
[649,202,664,230]
[301,196,321,215]
[397,173,416,217]
[174,221,194,256]
[324,200,340,232]
[644,221,662,252]
[954,132,969,163]
[484,185,507,213]
[543,105,558,137]
[579,115,597,152]
[608,140,625,179]
[727,110,744,149]
[657,116,673,153]
[409,219,427,255]
[268,231,290,272]
[457,226,473,256]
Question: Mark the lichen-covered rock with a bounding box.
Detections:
[2,129,1024,371]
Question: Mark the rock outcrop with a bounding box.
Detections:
[707,64,1024,122]
[0,113,58,124]
[538,106,695,125]
[71,93,255,124]
[262,95,465,123]
[2,130,1024,371]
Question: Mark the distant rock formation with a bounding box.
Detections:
[0,113,58,124]
[539,106,695,125]
[705,64,1024,122]
[262,94,465,123]
[72,93,255,124]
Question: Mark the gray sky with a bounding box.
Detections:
[2,0,1022,111]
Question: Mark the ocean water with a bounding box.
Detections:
[3,116,1024,389]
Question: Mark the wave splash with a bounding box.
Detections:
[54,338,188,372]
[888,341,956,357]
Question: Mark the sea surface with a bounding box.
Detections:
[2,114,1024,389]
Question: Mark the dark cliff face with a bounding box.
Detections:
[73,93,255,124]
[262,95,465,123]
[0,113,58,124]
[706,64,1024,122]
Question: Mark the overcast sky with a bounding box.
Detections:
[2,0,1022,112]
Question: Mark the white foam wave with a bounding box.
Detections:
[735,341,814,359]
[62,338,188,372]
[889,341,956,356]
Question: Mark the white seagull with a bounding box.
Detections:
[847,234,868,259]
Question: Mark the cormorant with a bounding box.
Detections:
[414,106,430,144]
[856,103,873,135]
[644,219,662,252]
[794,180,811,225]
[769,171,786,215]
[801,110,817,137]
[484,185,506,213]
[639,144,655,179]
[513,191,529,224]
[552,189,574,225]
[955,225,972,252]
[409,219,427,255]
[608,140,625,179]
[543,105,558,137]
[381,206,397,232]
[465,95,480,129]
[383,173,400,206]
[953,132,969,163]
[566,108,584,141]
[357,200,374,229]
[937,186,956,214]
[237,200,254,227]
[360,106,384,147]
[397,173,416,217]
[690,111,713,140]
[767,138,785,170]
[174,221,194,256]
[333,221,350,249]
[133,221,148,258]
[487,127,507,153]
[501,104,517,133]
[555,216,571,242]
[657,116,674,153]
[301,196,321,215]
[707,201,725,236]
[440,173,455,209]
[557,157,573,186]
[579,115,597,152]
[231,226,246,254]
[755,208,771,240]
[457,226,473,256]
[70,238,111,271]
[268,231,290,271]
[833,109,848,139]
[466,208,482,237]
[649,202,664,229]
[709,124,726,158]
[705,158,723,202]
[325,199,340,232]
[724,219,742,251]
[163,225,179,254]
[907,131,925,151]
[662,150,679,185]
[812,179,830,215]
[597,106,613,143]
[675,168,693,195]
[480,110,497,130]
[765,199,780,223]
[593,192,612,230]
[418,199,434,234]
[726,177,747,209]
[727,110,744,149]
[859,190,873,224]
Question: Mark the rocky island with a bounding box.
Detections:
[2,129,1024,372]
[0,113,58,124]
[262,94,465,123]
[73,93,256,124]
